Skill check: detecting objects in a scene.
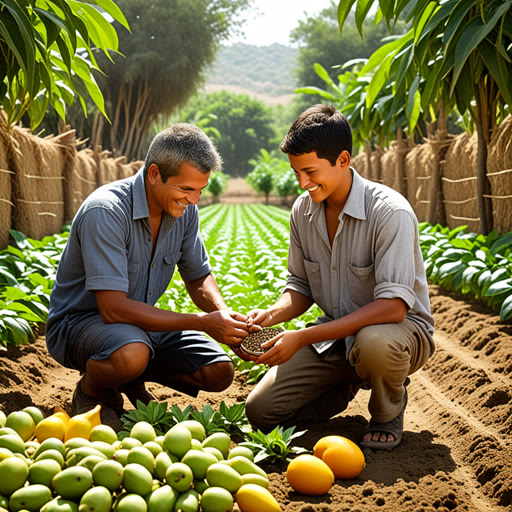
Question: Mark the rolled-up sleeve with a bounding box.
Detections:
[77,207,130,293]
[374,209,417,309]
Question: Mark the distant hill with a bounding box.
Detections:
[204,43,299,104]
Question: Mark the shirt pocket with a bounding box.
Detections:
[348,263,376,306]
[127,260,141,297]
[161,251,182,288]
[303,259,322,299]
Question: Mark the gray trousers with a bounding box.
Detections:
[245,318,433,432]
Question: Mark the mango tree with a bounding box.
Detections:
[337,0,512,235]
[0,0,128,130]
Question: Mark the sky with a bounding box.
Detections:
[228,0,335,47]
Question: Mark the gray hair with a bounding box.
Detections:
[144,123,222,181]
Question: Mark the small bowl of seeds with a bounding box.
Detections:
[241,326,284,356]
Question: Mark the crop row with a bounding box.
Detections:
[2,206,512,351]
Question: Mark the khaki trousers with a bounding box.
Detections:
[245,318,433,432]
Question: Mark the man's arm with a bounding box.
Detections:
[257,297,407,367]
[183,272,228,312]
[95,290,248,345]
[246,289,314,328]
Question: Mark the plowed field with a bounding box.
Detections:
[1,285,511,511]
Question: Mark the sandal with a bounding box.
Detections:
[360,387,408,450]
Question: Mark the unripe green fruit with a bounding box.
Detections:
[200,486,234,512]
[164,462,193,493]
[78,485,112,512]
[145,484,178,512]
[92,460,124,493]
[0,457,29,495]
[9,484,52,512]
[122,463,153,496]
[52,466,93,500]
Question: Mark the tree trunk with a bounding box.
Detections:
[365,140,373,180]
[475,81,493,235]
[396,127,407,198]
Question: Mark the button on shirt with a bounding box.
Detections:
[285,168,435,356]
[46,167,211,364]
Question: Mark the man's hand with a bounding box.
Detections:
[203,310,250,346]
[255,329,305,367]
[246,308,274,329]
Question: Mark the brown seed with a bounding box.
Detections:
[241,327,284,355]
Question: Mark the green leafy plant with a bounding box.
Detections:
[239,425,309,465]
[217,401,251,439]
[189,404,224,436]
[120,400,174,437]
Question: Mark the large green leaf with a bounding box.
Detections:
[337,0,358,35]
[451,2,512,93]
[90,0,129,31]
[478,38,512,108]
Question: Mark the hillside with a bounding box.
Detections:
[204,43,299,104]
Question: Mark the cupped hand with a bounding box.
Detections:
[256,330,304,367]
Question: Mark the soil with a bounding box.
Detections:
[1,285,511,511]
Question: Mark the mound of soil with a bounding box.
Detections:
[1,285,511,511]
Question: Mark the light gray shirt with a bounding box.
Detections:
[285,168,435,356]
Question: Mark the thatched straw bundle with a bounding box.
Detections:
[443,132,479,232]
[487,115,512,233]
[0,119,13,248]
[94,150,119,186]
[351,152,368,178]
[405,144,432,222]
[69,148,98,221]
[380,143,398,191]
[370,147,384,182]
[10,127,66,240]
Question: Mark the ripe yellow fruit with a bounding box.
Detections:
[64,404,102,442]
[286,454,334,496]
[313,435,365,479]
[53,406,70,423]
[321,444,365,480]
[236,483,281,512]
[35,416,67,443]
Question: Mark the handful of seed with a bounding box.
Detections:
[241,326,284,356]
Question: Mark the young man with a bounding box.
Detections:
[244,105,435,449]
[46,124,249,428]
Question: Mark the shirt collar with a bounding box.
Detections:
[132,166,150,220]
[304,167,367,221]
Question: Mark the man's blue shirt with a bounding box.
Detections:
[46,167,211,364]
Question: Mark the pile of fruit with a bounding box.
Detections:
[0,406,281,512]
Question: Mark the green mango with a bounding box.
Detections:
[201,432,231,459]
[146,484,178,512]
[154,452,172,481]
[227,446,254,462]
[122,463,153,496]
[114,493,147,512]
[28,459,61,488]
[52,466,93,500]
[205,463,243,493]
[173,490,198,512]
[35,449,64,468]
[34,438,65,460]
[180,450,217,480]
[0,457,29,495]
[92,460,124,493]
[8,484,52,512]
[200,486,234,512]
[164,462,194,493]
[0,434,25,454]
[225,456,267,479]
[41,497,79,512]
[78,486,112,512]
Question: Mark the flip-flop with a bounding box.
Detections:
[360,387,408,450]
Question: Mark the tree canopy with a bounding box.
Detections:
[178,90,275,178]
[87,0,250,160]
[290,1,404,111]
[0,0,128,131]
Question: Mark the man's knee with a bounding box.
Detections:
[107,342,150,380]
[196,362,234,392]
[245,386,281,433]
